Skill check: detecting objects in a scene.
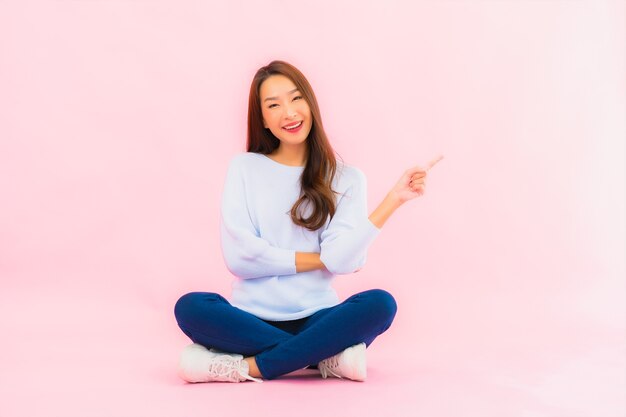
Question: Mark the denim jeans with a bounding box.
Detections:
[174,289,397,379]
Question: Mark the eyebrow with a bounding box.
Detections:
[263,88,300,102]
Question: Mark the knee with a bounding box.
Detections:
[360,289,398,324]
[174,292,200,324]
[174,292,224,325]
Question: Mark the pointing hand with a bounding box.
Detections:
[390,155,443,204]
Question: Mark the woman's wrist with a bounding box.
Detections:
[295,252,325,273]
[368,192,403,229]
[385,191,404,208]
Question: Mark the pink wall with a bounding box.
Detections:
[0,1,624,416]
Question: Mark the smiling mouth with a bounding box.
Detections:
[283,121,303,130]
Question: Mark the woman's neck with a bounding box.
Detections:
[268,144,307,167]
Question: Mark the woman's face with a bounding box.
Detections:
[259,75,312,148]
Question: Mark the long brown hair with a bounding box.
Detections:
[247,60,340,231]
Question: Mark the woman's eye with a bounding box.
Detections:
[268,96,301,109]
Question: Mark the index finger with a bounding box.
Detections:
[426,154,444,171]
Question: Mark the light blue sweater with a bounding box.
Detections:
[219,152,381,321]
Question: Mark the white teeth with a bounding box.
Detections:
[284,121,302,130]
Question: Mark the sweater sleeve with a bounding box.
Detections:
[219,157,297,280]
[319,168,381,275]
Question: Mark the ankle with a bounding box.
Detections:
[244,357,262,378]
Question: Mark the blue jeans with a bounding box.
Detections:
[174,289,397,380]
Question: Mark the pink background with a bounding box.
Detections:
[1,1,624,416]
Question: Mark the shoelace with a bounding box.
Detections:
[207,356,263,383]
[318,355,343,379]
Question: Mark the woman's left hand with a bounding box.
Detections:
[390,155,444,204]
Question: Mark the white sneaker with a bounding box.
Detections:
[318,343,367,381]
[177,343,262,383]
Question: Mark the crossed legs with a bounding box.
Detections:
[174,289,397,380]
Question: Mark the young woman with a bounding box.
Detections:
[174,60,442,383]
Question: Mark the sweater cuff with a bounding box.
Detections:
[266,248,297,276]
[357,216,382,247]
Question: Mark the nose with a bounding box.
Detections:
[284,104,297,119]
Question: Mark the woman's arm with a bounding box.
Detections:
[297,191,406,273]
[311,156,443,273]
[368,192,403,229]
[295,252,325,273]
[221,157,298,279]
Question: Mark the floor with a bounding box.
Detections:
[1,285,623,417]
